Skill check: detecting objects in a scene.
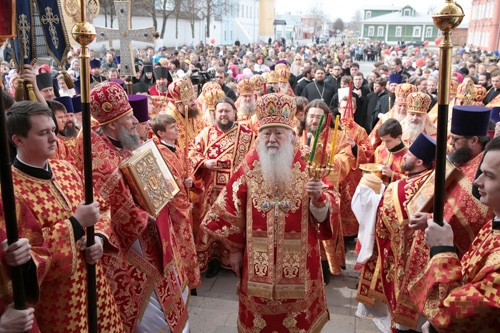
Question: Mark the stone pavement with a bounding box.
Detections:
[188,239,381,333]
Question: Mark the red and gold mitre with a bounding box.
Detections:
[456,80,475,101]
[168,76,195,105]
[250,74,265,92]
[199,81,220,104]
[450,80,459,96]
[238,79,255,96]
[267,71,278,84]
[277,68,291,83]
[203,86,225,110]
[406,92,432,114]
[256,93,296,131]
[394,83,418,104]
[90,82,132,125]
[201,81,220,94]
[473,85,487,105]
[275,63,287,71]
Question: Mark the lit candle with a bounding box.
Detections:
[308,114,324,163]
[320,113,332,165]
[329,115,340,165]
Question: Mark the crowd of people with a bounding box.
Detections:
[1,36,500,332]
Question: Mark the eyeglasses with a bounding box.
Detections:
[450,135,469,143]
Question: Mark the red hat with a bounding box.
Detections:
[90,82,132,125]
[168,77,195,105]
[256,93,296,131]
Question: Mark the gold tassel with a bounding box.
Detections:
[26,84,37,102]
[61,70,75,89]
[15,78,25,101]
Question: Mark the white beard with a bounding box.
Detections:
[257,138,294,189]
[403,120,426,143]
[240,100,256,116]
[394,111,406,122]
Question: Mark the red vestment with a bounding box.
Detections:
[338,119,373,237]
[297,127,355,274]
[371,143,407,184]
[190,124,255,271]
[397,152,493,329]
[369,110,399,148]
[51,137,75,165]
[156,139,202,289]
[369,169,432,330]
[9,160,124,332]
[409,220,500,332]
[201,140,339,332]
[0,200,50,333]
[236,111,260,134]
[76,131,189,333]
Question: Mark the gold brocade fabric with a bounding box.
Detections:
[156,141,202,289]
[339,120,373,237]
[190,124,255,272]
[236,112,260,134]
[11,160,124,333]
[51,136,76,165]
[166,107,209,153]
[299,127,355,275]
[374,169,432,329]
[409,221,500,332]
[76,131,189,333]
[397,153,493,329]
[372,144,407,183]
[201,140,338,332]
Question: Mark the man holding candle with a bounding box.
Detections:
[201,93,339,332]
[296,99,356,281]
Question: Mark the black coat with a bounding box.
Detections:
[364,90,387,133]
[301,80,335,105]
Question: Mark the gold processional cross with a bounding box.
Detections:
[94,1,155,76]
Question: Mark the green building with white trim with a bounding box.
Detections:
[361,5,441,44]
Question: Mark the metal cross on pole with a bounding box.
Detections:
[94,1,155,76]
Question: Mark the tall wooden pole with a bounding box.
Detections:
[71,1,98,331]
[432,1,464,226]
[0,0,27,312]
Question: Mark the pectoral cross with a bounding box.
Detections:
[41,7,60,48]
[261,185,291,246]
[94,1,155,76]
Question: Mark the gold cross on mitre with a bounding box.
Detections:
[94,1,156,76]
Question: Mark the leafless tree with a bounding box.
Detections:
[333,18,344,34]
[351,10,363,34]
[309,0,325,36]
[100,0,116,27]
[184,0,205,39]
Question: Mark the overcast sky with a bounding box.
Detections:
[275,0,471,22]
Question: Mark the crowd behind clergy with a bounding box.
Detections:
[1,36,500,332]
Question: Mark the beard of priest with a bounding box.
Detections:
[257,128,295,188]
[100,111,141,151]
[176,98,201,119]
